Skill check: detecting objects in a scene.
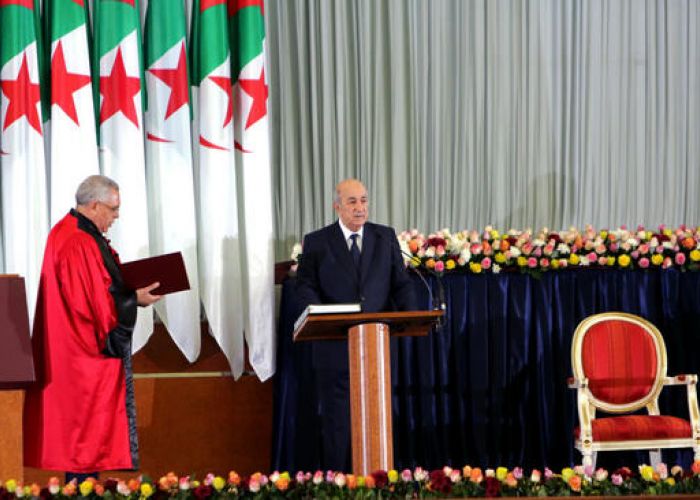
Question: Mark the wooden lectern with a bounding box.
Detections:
[293,310,443,475]
[0,275,34,481]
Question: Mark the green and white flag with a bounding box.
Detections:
[45,0,99,224]
[144,0,200,360]
[230,0,275,380]
[93,0,152,345]
[191,0,245,377]
[0,0,49,322]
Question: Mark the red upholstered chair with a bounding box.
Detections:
[569,312,700,467]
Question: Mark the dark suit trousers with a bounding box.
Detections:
[315,367,351,472]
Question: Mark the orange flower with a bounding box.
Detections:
[364,475,376,488]
[692,461,700,475]
[346,475,357,489]
[505,473,517,488]
[408,239,420,253]
[462,466,472,478]
[500,240,510,252]
[275,477,290,491]
[568,475,582,492]
[30,484,41,497]
[470,468,483,483]
[425,258,436,269]
[94,484,105,496]
[682,237,695,250]
[127,479,140,492]
[228,472,241,486]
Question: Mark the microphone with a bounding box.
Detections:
[398,248,447,313]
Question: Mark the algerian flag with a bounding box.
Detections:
[0,0,49,324]
[143,0,200,360]
[93,0,152,345]
[229,0,275,380]
[45,0,99,224]
[191,0,246,377]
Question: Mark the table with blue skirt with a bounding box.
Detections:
[272,269,700,472]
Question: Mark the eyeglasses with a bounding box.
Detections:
[98,201,120,213]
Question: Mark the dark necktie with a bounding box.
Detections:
[349,233,361,269]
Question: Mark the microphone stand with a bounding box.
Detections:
[399,249,447,323]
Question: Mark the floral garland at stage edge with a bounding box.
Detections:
[291,225,700,275]
[5,462,700,499]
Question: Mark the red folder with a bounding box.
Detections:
[120,252,190,295]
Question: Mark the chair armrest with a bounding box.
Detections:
[568,376,588,389]
[663,374,698,386]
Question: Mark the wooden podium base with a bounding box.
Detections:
[348,322,393,475]
[0,390,24,481]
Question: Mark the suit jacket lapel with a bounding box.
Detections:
[328,222,358,282]
[359,223,376,284]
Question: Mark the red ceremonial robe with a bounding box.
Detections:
[24,210,138,472]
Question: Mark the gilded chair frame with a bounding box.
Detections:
[569,312,700,467]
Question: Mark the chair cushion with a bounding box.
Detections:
[574,415,691,441]
[582,320,658,404]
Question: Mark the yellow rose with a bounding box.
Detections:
[5,481,17,493]
[357,476,365,488]
[79,481,94,496]
[651,254,663,266]
[213,477,226,491]
[691,249,700,262]
[490,230,499,239]
[410,256,421,266]
[569,254,580,265]
[470,262,482,274]
[646,231,652,240]
[666,477,676,486]
[140,483,154,498]
[551,259,560,269]
[619,254,631,267]
[640,465,654,482]
[388,470,399,483]
[607,256,615,266]
[446,259,456,270]
[561,468,575,482]
[517,256,527,267]
[600,230,608,240]
[663,228,673,237]
[496,467,508,481]
[495,252,506,264]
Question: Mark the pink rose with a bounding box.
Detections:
[675,253,686,265]
[597,256,607,266]
[639,244,649,254]
[611,474,623,486]
[533,247,542,257]
[482,257,492,269]
[639,257,650,268]
[434,260,445,272]
[587,252,597,263]
[540,258,550,268]
[631,250,640,259]
[528,257,538,268]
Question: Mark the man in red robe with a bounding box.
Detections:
[23,175,162,480]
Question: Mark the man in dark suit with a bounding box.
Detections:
[296,178,416,472]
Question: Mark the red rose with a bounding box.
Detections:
[485,477,501,497]
[429,470,452,495]
[371,471,388,489]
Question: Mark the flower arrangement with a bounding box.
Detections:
[6,462,700,499]
[394,225,700,274]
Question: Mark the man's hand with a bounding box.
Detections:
[136,282,163,306]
